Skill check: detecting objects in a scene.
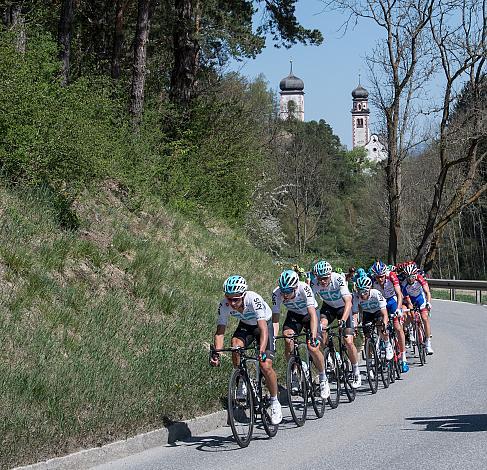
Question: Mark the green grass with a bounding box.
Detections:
[431,288,486,304]
[0,183,288,468]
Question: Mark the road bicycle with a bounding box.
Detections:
[357,321,380,393]
[323,325,356,405]
[387,312,403,382]
[276,330,326,426]
[210,344,278,448]
[405,306,427,365]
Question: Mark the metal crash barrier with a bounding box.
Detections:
[427,279,487,304]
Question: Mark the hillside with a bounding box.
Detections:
[0,182,282,468]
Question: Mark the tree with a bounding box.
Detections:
[58,0,75,86]
[331,0,435,264]
[112,0,132,79]
[169,0,323,106]
[414,0,486,271]
[129,0,152,122]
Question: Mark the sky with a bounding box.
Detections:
[228,1,386,149]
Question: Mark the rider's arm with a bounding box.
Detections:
[419,275,432,303]
[272,313,280,336]
[341,294,353,322]
[307,305,318,340]
[391,273,403,308]
[257,319,268,356]
[381,307,389,326]
[213,324,226,350]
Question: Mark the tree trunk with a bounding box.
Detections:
[129,0,151,123]
[3,3,26,53]
[58,0,75,86]
[111,0,128,79]
[169,0,200,106]
[386,114,401,265]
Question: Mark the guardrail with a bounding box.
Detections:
[427,278,487,304]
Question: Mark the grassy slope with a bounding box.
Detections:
[0,182,282,468]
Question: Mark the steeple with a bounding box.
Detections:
[279,61,305,121]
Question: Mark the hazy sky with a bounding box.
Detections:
[229,1,386,149]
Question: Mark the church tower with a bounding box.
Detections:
[351,83,370,148]
[279,61,305,121]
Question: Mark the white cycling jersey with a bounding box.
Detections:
[217,291,272,326]
[352,288,387,313]
[272,281,317,316]
[311,272,351,308]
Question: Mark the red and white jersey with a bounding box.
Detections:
[372,271,400,299]
[401,274,429,298]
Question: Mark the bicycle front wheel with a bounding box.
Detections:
[341,349,356,402]
[365,338,379,394]
[259,374,278,437]
[324,347,340,409]
[379,344,390,389]
[309,358,325,418]
[227,369,254,448]
[286,357,307,426]
[416,321,427,365]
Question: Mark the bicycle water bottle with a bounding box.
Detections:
[335,351,342,367]
[301,360,310,378]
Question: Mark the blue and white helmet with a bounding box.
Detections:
[371,260,387,276]
[313,260,332,277]
[223,275,248,295]
[278,269,299,293]
[356,276,372,291]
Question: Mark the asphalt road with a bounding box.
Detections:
[92,300,487,470]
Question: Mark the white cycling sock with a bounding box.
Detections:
[402,351,407,361]
[352,363,359,374]
[270,396,278,403]
[319,371,327,381]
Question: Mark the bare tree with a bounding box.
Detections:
[415,0,487,271]
[3,2,26,53]
[330,0,435,263]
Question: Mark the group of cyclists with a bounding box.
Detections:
[209,259,434,427]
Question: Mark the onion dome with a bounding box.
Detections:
[352,84,369,99]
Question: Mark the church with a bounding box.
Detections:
[278,64,387,162]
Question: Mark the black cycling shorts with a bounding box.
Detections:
[362,310,384,326]
[232,320,275,360]
[282,310,322,341]
[320,304,353,335]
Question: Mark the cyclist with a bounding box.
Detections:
[210,275,282,424]
[370,260,409,372]
[401,264,434,355]
[272,269,330,399]
[353,276,394,361]
[311,260,361,389]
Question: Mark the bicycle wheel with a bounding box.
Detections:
[365,338,379,394]
[393,337,402,380]
[378,343,390,389]
[308,358,325,418]
[227,369,254,448]
[324,347,340,409]
[259,374,278,437]
[341,349,356,402]
[286,357,307,426]
[416,321,427,365]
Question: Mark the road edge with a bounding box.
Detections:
[13,410,227,470]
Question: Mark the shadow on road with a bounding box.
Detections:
[406,414,487,432]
